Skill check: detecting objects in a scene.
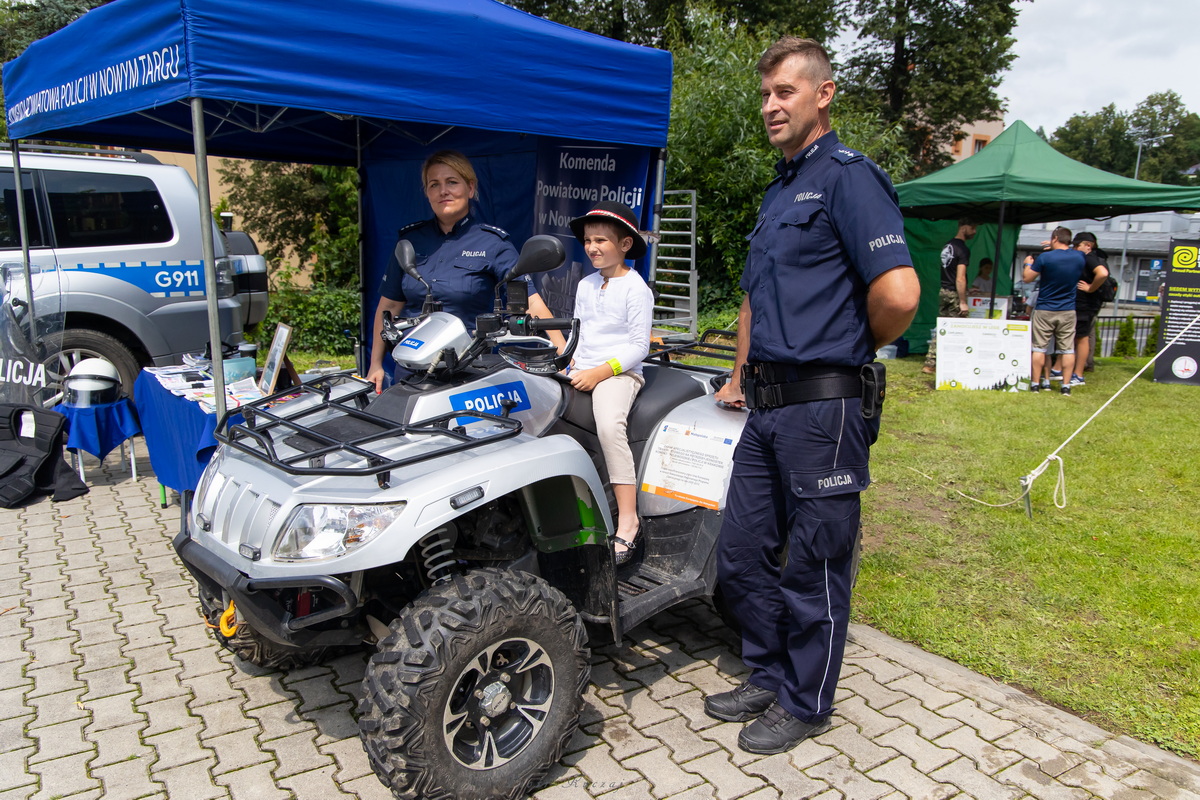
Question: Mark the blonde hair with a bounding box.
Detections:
[421,150,477,188]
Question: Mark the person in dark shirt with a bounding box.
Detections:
[1066,231,1109,386]
[705,36,919,755]
[1023,226,1085,395]
[367,150,557,392]
[921,219,976,374]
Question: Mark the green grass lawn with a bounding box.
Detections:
[283,343,1197,757]
[859,355,1199,758]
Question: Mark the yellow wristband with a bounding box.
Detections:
[606,358,623,376]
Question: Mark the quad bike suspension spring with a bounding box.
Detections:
[418,525,457,585]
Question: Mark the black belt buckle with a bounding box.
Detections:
[860,362,885,419]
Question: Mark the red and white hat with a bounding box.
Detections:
[569,201,647,259]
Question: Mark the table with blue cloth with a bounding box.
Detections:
[133,370,242,498]
[53,399,141,480]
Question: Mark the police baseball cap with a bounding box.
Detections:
[569,201,648,259]
[1073,231,1097,247]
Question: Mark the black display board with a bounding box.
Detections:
[1154,239,1200,385]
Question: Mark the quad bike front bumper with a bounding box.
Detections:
[173,531,365,650]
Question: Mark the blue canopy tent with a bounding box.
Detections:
[3,0,673,411]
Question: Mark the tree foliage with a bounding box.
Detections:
[1051,91,1200,185]
[838,0,1019,178]
[216,160,360,288]
[1050,104,1135,176]
[502,0,843,47]
[0,0,114,139]
[667,6,910,308]
[249,286,360,355]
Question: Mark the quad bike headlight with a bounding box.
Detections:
[273,503,406,561]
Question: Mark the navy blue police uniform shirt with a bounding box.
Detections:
[378,215,520,326]
[741,131,912,368]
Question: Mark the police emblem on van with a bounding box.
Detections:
[450,380,532,424]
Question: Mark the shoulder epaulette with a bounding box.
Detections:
[830,147,865,165]
[479,223,510,239]
[396,220,425,236]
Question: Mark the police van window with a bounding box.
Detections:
[42,171,173,248]
[0,170,45,249]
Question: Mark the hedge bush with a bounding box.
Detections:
[249,286,360,355]
[1111,314,1139,358]
[1144,313,1162,357]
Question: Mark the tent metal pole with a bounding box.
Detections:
[356,118,367,377]
[191,97,227,420]
[646,147,667,275]
[988,201,1006,318]
[9,141,37,347]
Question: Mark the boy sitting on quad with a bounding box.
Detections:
[565,202,654,565]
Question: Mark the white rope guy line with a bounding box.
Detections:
[908,309,1200,515]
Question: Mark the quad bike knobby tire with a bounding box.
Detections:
[198,586,336,670]
[358,568,590,800]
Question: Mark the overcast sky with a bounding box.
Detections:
[998,0,1200,134]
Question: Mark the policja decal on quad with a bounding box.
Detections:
[449,380,532,423]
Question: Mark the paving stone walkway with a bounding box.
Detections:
[3,452,1199,799]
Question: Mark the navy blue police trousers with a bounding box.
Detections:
[716,396,876,723]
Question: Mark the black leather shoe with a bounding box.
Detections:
[737,702,831,754]
[613,529,640,566]
[704,680,777,722]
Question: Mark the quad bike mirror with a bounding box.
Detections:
[495,235,566,313]
[394,239,420,284]
[507,235,566,279]
[394,238,442,314]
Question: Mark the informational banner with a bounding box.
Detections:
[641,422,737,510]
[967,296,1010,319]
[934,317,1031,391]
[1154,239,1200,386]
[530,140,652,317]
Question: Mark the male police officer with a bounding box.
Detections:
[707,37,919,754]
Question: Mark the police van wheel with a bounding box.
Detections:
[41,329,142,407]
[359,569,589,800]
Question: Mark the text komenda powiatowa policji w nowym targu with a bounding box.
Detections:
[6,44,183,128]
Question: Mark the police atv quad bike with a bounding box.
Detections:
[172,235,747,800]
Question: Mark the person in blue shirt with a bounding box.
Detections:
[366,150,557,392]
[1023,226,1085,396]
[705,36,919,755]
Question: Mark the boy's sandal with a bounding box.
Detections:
[612,529,640,566]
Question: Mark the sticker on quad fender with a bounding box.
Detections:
[449,380,532,424]
[641,422,736,510]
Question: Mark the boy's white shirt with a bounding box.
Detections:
[571,269,654,376]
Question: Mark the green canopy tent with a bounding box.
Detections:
[895,120,1200,353]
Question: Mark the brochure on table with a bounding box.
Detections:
[934,317,1031,391]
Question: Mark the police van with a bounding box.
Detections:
[0,145,268,402]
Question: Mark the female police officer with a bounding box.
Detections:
[366,150,556,392]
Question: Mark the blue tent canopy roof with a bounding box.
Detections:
[3,0,673,162]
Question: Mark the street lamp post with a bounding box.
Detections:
[1115,133,1173,313]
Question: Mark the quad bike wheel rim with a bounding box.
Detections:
[443,636,554,770]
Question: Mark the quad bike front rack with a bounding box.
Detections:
[215,374,522,489]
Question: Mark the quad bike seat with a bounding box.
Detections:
[556,362,707,443]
